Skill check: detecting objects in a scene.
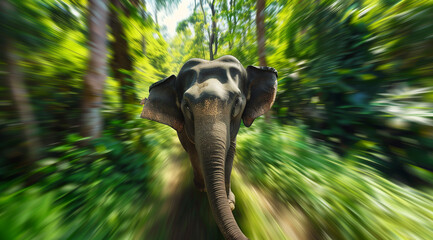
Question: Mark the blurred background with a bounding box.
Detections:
[1,0,433,239]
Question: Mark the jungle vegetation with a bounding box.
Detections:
[1,0,433,239]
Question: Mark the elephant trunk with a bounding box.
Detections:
[196,119,248,240]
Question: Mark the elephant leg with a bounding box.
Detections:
[225,139,236,210]
[192,156,206,192]
[188,148,205,191]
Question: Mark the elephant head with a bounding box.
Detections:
[141,55,277,240]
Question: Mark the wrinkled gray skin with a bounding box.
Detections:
[141,55,277,240]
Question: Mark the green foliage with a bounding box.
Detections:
[237,120,433,239]
[0,189,65,240]
[0,0,61,49]
[0,0,174,165]
[267,0,433,176]
[0,119,177,239]
[169,0,258,66]
[171,11,208,67]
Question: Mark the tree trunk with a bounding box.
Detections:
[200,0,212,60]
[256,0,267,67]
[141,6,146,54]
[109,0,135,117]
[1,0,41,169]
[5,40,42,166]
[209,0,217,58]
[209,42,214,60]
[81,0,109,139]
[154,8,158,26]
[256,0,271,122]
[228,0,237,50]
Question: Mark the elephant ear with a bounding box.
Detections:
[242,66,278,127]
[141,75,184,131]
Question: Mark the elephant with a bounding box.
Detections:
[140,55,277,240]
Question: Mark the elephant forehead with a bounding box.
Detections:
[184,78,238,102]
[194,65,241,83]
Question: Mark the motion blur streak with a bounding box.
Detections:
[1,0,433,239]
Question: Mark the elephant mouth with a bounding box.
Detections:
[184,124,195,144]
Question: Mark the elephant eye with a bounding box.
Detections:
[183,103,193,120]
[232,98,242,118]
